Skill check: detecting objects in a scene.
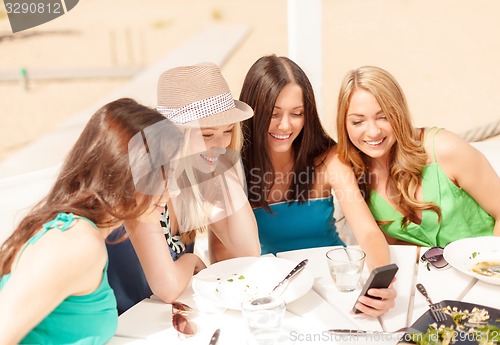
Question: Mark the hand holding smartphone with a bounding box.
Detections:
[352,263,398,314]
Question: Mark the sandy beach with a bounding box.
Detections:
[1,0,499,165]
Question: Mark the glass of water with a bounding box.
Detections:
[241,295,286,345]
[326,247,366,292]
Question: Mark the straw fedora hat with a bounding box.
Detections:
[156,63,253,127]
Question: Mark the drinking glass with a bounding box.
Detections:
[326,247,366,292]
[241,295,286,345]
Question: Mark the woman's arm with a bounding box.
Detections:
[431,129,500,235]
[324,150,396,317]
[207,169,261,263]
[0,223,106,344]
[208,200,261,263]
[325,150,391,269]
[127,220,206,303]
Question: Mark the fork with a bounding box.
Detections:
[416,283,447,322]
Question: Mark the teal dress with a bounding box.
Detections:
[254,196,344,254]
[368,128,494,247]
[0,213,118,344]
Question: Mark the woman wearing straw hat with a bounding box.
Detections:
[0,98,183,343]
[240,55,396,317]
[106,63,261,313]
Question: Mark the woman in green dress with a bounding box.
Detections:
[336,66,499,247]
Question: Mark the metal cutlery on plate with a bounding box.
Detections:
[208,328,220,345]
[251,259,308,305]
[271,259,308,296]
[416,283,448,322]
[329,327,417,336]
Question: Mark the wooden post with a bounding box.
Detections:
[125,27,135,66]
[287,0,323,115]
[109,30,118,66]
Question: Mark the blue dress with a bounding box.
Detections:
[106,209,194,314]
[254,196,344,255]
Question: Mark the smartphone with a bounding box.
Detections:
[352,263,399,314]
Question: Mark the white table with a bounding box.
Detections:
[110,245,499,344]
[411,247,500,324]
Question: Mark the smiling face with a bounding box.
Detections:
[345,88,396,162]
[267,83,305,155]
[185,124,234,173]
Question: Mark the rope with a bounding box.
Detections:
[458,119,500,142]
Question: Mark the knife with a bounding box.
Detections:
[329,327,416,336]
[329,329,391,335]
[208,328,220,345]
[270,259,308,296]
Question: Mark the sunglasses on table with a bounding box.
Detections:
[172,301,197,338]
[420,246,449,270]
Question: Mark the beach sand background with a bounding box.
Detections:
[1,0,499,168]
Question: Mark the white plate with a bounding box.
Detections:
[443,236,500,285]
[192,256,313,310]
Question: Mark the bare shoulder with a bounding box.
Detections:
[423,128,491,185]
[9,217,107,298]
[28,219,106,271]
[315,146,357,188]
[424,128,478,163]
[317,146,352,173]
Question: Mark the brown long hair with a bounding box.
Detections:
[240,55,336,212]
[0,98,183,275]
[336,66,440,227]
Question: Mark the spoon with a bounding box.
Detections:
[250,259,308,305]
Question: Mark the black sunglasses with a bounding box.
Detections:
[420,246,448,270]
[172,301,197,338]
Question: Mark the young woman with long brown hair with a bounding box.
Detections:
[240,55,396,317]
[0,98,184,343]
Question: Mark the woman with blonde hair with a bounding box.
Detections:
[107,63,260,313]
[0,98,183,343]
[336,66,499,247]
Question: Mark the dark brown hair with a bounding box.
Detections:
[0,98,182,275]
[240,55,336,212]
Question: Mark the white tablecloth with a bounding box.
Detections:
[112,245,499,344]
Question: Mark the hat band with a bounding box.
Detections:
[157,92,235,124]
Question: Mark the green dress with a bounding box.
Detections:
[0,212,118,344]
[368,128,494,247]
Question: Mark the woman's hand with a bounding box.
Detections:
[352,284,397,317]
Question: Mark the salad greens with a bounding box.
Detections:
[470,252,481,259]
[408,306,500,345]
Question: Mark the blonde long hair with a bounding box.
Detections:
[336,66,440,227]
[169,122,245,243]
